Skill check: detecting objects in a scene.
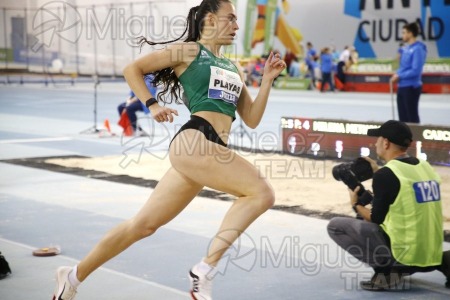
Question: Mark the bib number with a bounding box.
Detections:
[208,66,243,106]
[413,180,441,203]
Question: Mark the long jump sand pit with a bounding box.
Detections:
[47,150,450,230]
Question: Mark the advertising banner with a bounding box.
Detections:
[239,0,450,59]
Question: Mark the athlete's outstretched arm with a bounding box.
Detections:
[236,52,286,129]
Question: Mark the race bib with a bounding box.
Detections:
[208,66,243,106]
[413,180,441,203]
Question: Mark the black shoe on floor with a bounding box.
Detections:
[441,250,450,288]
[360,272,405,291]
[0,252,11,280]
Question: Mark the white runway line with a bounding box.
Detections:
[0,237,190,297]
[0,137,73,144]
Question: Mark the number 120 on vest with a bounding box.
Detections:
[413,181,441,203]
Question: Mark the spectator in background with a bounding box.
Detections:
[331,47,340,62]
[289,56,301,78]
[391,22,427,124]
[244,58,256,86]
[305,42,318,88]
[349,46,358,66]
[251,58,265,86]
[284,48,297,74]
[117,74,156,135]
[320,47,334,92]
[337,45,350,84]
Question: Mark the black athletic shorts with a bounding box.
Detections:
[170,115,227,148]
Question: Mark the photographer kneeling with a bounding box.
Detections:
[327,120,450,291]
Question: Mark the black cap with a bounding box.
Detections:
[367,120,413,147]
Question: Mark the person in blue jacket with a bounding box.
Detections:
[391,23,427,124]
[305,42,318,88]
[320,47,334,92]
[117,74,157,133]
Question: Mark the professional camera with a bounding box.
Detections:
[332,157,374,205]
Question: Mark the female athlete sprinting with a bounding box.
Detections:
[52,1,286,299]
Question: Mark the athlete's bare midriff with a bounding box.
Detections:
[193,110,233,144]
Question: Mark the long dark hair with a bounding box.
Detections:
[138,0,231,104]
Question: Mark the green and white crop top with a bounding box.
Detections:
[178,42,243,120]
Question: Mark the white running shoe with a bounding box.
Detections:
[189,264,213,300]
[52,267,77,300]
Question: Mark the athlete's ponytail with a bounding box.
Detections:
[138,0,231,104]
[185,5,201,42]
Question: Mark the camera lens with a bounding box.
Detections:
[332,164,344,181]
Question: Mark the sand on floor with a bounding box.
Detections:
[47,150,450,230]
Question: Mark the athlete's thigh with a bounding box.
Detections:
[169,129,271,198]
[134,166,204,227]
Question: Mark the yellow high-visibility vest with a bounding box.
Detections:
[381,159,443,266]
